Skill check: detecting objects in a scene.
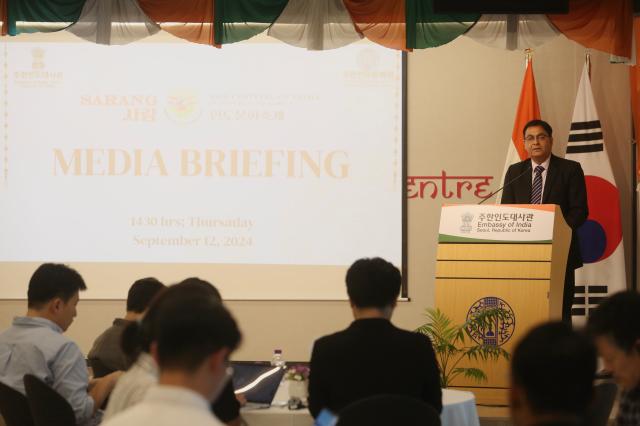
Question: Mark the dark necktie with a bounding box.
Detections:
[530,165,545,204]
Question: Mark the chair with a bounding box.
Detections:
[336,394,441,426]
[0,381,35,426]
[23,374,77,426]
[585,381,618,426]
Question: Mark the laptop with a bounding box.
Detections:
[231,361,286,409]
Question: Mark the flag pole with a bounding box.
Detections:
[633,117,638,290]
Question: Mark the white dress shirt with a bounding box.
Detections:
[103,352,158,421]
[103,385,224,426]
[530,157,550,202]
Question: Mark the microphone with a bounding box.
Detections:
[478,164,532,205]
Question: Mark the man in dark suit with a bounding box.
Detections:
[307,258,442,418]
[501,119,588,324]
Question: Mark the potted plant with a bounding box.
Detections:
[416,307,511,388]
[284,365,310,400]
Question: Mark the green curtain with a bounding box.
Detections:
[7,0,84,35]
[214,0,288,44]
[406,0,478,49]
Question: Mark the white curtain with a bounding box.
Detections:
[268,0,362,51]
[465,14,559,51]
[67,0,160,45]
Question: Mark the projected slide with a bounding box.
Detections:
[0,35,403,299]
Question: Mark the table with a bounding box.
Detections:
[441,389,480,426]
[241,386,480,426]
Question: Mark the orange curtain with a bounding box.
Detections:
[630,16,640,177]
[548,0,632,58]
[343,0,408,51]
[0,0,6,36]
[138,0,215,46]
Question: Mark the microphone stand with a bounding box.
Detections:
[478,165,532,205]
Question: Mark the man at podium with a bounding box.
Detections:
[501,119,588,324]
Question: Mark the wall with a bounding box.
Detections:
[0,34,632,361]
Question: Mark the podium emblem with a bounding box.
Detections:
[466,297,515,346]
[460,212,474,234]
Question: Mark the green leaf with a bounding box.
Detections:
[451,367,488,383]
[416,306,511,387]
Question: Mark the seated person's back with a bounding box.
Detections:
[0,263,120,425]
[510,321,596,426]
[104,278,241,426]
[102,278,242,426]
[88,277,165,376]
[308,258,442,417]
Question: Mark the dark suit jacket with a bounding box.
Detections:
[308,318,442,418]
[501,154,588,270]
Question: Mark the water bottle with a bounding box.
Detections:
[271,349,285,368]
[271,349,288,406]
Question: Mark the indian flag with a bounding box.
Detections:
[497,54,540,202]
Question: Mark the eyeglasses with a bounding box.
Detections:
[524,134,550,143]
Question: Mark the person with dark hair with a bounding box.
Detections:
[88,277,166,377]
[0,263,121,426]
[510,321,596,426]
[102,281,241,426]
[501,119,588,324]
[178,277,223,300]
[308,257,441,418]
[105,278,242,426]
[586,291,640,426]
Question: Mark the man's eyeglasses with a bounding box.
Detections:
[524,134,550,143]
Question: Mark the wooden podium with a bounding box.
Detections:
[435,204,571,404]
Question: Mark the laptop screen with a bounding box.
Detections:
[231,361,285,405]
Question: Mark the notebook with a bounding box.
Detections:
[231,361,286,409]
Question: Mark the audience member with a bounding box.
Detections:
[88,277,165,376]
[104,278,241,426]
[308,257,442,418]
[587,291,640,426]
[102,278,242,426]
[510,321,596,426]
[0,263,120,426]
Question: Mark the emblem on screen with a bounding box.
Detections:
[466,297,515,346]
[32,48,45,70]
[14,47,63,89]
[459,212,474,234]
[164,90,202,124]
[356,48,380,71]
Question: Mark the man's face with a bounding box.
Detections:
[595,335,640,391]
[524,125,553,164]
[55,291,79,331]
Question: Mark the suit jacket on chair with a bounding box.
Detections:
[307,318,442,418]
[501,154,588,270]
